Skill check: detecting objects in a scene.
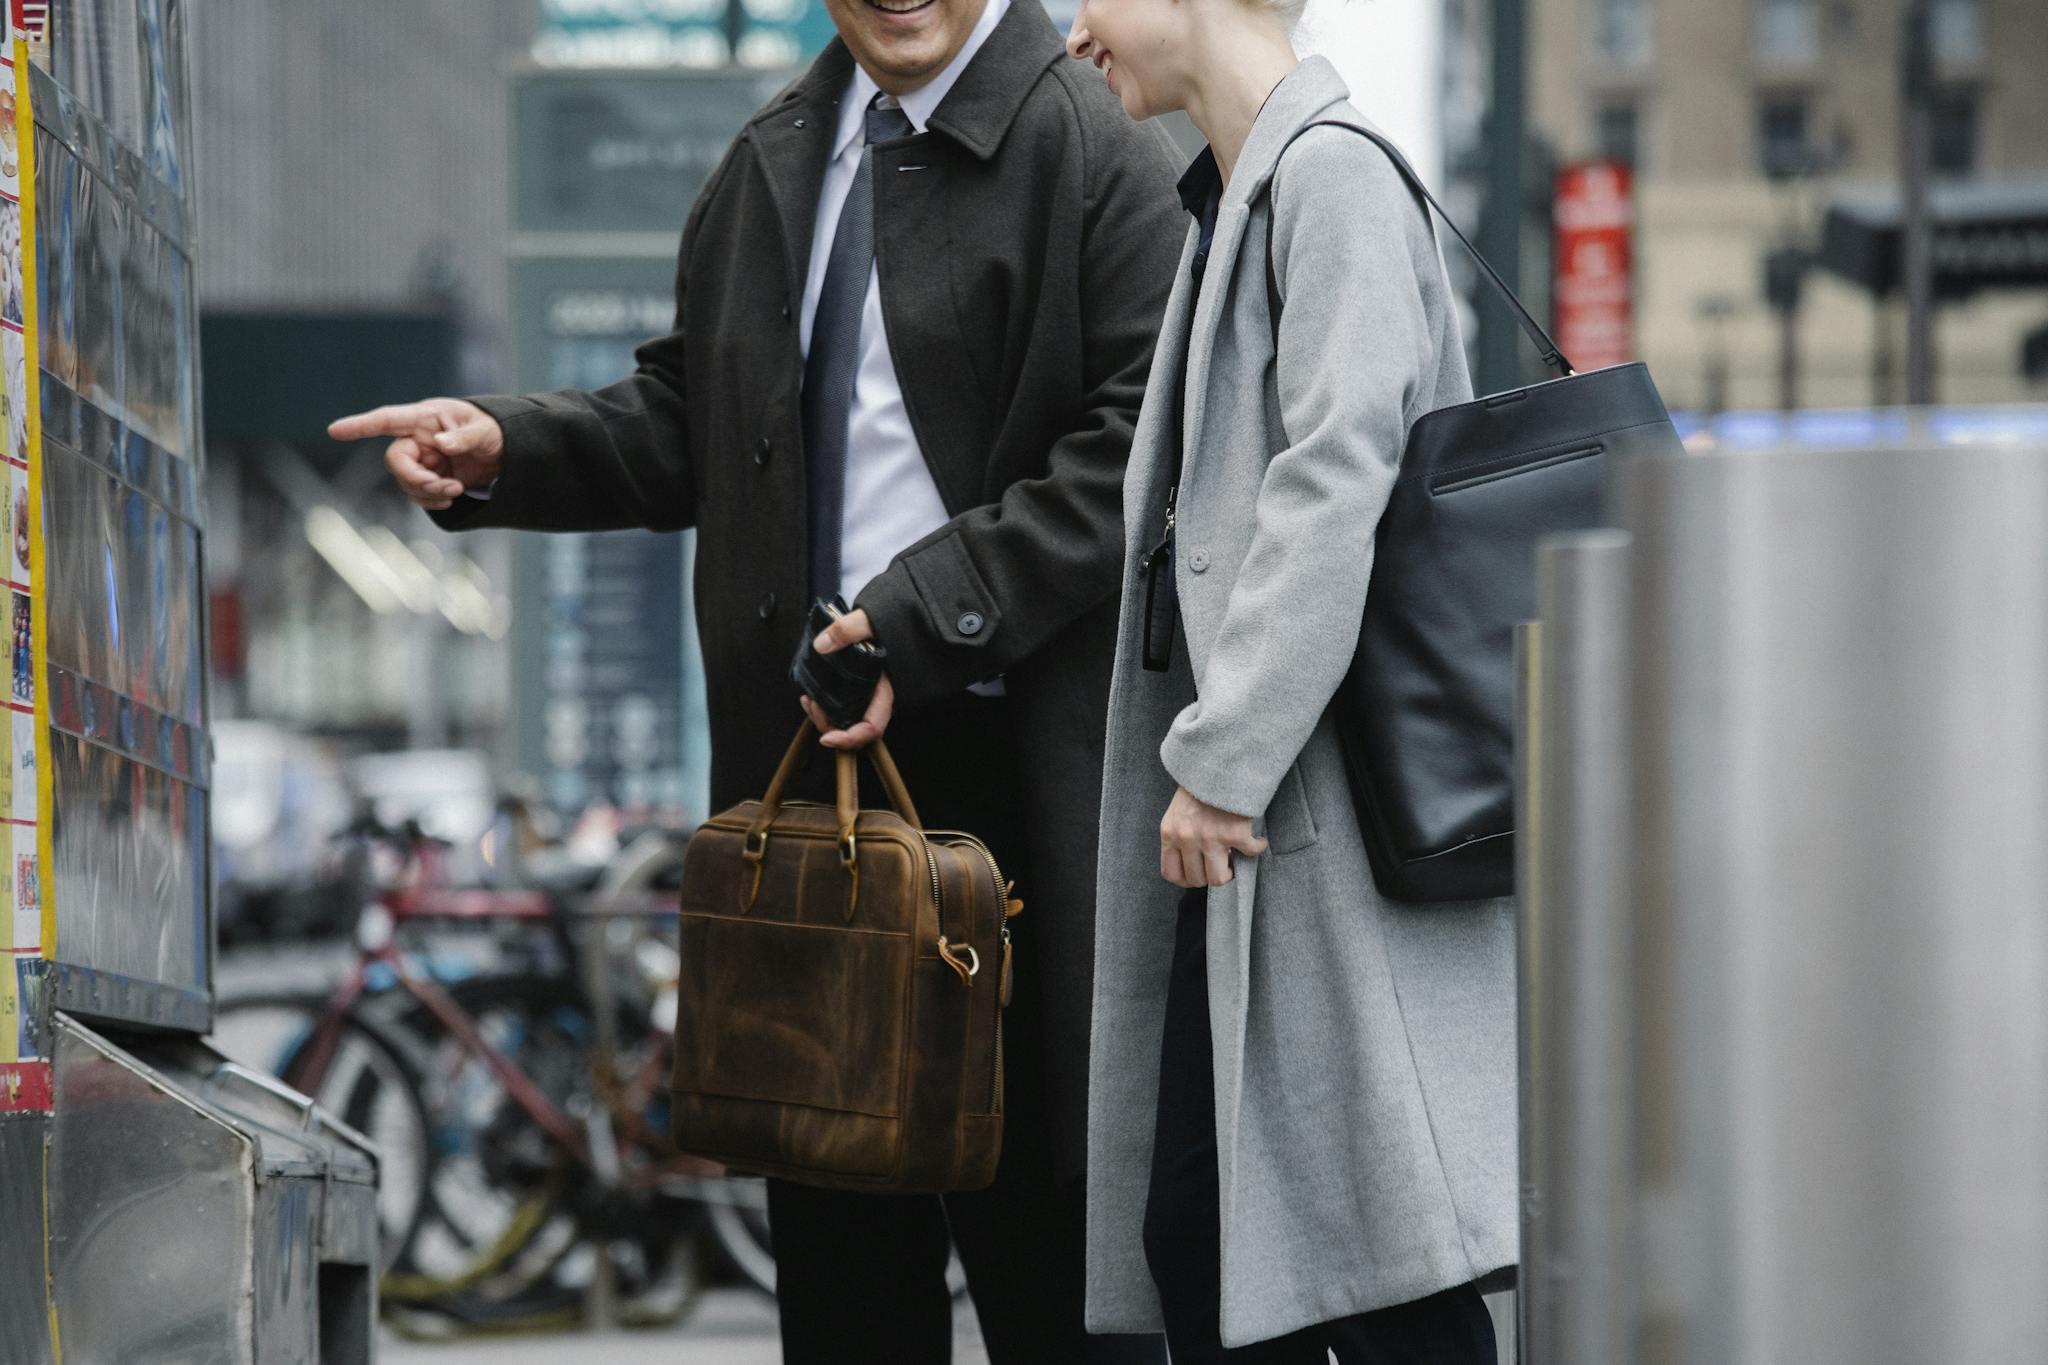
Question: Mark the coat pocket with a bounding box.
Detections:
[1262,762,1319,856]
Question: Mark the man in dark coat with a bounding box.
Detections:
[329,0,1181,1358]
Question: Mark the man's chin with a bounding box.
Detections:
[851,36,950,88]
[836,0,974,88]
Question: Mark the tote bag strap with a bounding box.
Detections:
[1267,119,1575,378]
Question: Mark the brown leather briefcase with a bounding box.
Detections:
[670,720,1019,1193]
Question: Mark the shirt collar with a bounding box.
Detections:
[833,0,1013,159]
[1177,146,1222,220]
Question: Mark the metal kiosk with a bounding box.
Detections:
[0,5,379,1361]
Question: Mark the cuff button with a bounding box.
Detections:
[956,611,985,637]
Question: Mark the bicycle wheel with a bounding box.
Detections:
[209,993,433,1268]
[703,1181,779,1295]
[388,973,705,1327]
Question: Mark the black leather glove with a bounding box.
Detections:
[790,597,889,730]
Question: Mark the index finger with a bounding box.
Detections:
[329,403,432,443]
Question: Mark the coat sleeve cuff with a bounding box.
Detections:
[424,394,542,532]
[1158,705,1287,821]
[854,532,1004,714]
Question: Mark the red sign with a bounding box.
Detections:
[1553,161,1636,373]
[0,1060,52,1113]
[11,1,49,42]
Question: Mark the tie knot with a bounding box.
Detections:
[865,101,914,146]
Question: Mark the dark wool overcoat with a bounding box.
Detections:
[433,0,1184,1175]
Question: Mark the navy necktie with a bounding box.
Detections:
[803,98,916,603]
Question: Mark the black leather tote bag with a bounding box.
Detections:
[1273,122,1683,902]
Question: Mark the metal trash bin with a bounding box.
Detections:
[42,1014,380,1365]
[1524,438,2048,1364]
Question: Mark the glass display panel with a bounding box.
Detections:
[48,730,205,991]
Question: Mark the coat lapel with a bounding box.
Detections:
[1176,202,1249,478]
[925,0,1065,161]
[745,46,853,320]
[741,1,1064,321]
[1128,224,1203,550]
[1176,57,1352,474]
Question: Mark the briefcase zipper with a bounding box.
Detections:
[924,844,944,929]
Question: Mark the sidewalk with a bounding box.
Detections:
[380,1289,991,1365]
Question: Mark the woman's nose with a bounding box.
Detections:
[1066,10,1094,60]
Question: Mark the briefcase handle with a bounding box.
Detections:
[745,719,924,855]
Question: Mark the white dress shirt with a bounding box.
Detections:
[801,0,1010,608]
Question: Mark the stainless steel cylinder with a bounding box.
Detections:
[1616,442,2048,1363]
[1521,531,1637,1365]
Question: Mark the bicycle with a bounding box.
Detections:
[211,816,782,1332]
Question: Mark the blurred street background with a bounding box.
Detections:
[189,0,2047,1355]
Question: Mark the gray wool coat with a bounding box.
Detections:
[1085,59,1519,1347]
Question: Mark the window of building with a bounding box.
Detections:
[1593,0,1652,67]
[1756,0,1820,64]
[1930,90,1980,176]
[1931,0,1984,65]
[1757,97,1812,178]
[1596,102,1642,170]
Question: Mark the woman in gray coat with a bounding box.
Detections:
[1065,0,1518,1359]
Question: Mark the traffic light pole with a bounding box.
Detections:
[1477,0,1528,397]
[1901,0,1935,406]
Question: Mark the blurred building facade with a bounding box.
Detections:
[1532,0,2048,411]
[192,0,539,751]
[193,0,534,334]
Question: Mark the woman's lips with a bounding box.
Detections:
[1095,49,1117,94]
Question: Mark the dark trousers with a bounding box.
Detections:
[1144,889,1499,1365]
[768,695,1165,1365]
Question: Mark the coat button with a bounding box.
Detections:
[1188,549,1210,572]
[957,611,985,637]
[754,437,772,466]
[758,592,778,621]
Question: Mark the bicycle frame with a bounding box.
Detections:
[290,832,710,1189]
[293,936,593,1158]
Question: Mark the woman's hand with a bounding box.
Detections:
[799,608,896,750]
[1160,786,1268,887]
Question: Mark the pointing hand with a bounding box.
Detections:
[328,398,506,511]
